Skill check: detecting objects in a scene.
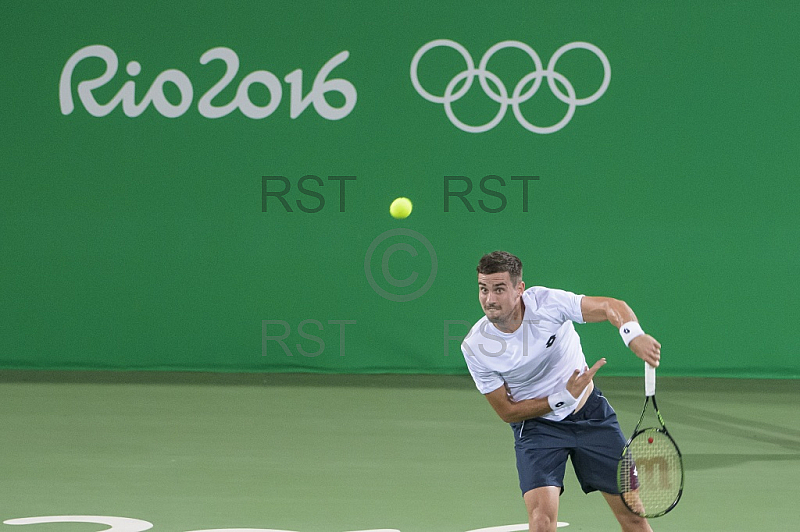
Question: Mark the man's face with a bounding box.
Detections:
[478,271,524,324]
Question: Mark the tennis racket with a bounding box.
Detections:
[617,362,684,518]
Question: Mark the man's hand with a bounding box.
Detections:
[566,358,607,399]
[629,334,661,367]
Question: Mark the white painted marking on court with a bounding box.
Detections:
[464,523,568,531]
[4,516,153,531]
[3,516,571,531]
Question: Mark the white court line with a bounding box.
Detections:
[4,517,571,531]
[463,524,569,531]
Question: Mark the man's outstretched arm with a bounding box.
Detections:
[580,296,661,367]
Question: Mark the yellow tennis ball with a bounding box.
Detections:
[390,197,413,219]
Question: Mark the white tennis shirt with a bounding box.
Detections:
[461,286,589,421]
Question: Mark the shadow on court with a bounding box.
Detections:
[683,452,800,471]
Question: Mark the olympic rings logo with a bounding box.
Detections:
[410,40,611,134]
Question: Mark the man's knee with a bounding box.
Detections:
[528,508,557,532]
[523,486,560,532]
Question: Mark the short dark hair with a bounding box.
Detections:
[477,251,523,285]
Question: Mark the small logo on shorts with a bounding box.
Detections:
[546,334,556,348]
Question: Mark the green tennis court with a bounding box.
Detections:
[3,371,797,531]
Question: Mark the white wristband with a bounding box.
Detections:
[620,321,645,347]
[548,389,577,412]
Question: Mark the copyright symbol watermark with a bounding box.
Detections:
[364,228,438,302]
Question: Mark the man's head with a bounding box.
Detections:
[476,251,525,325]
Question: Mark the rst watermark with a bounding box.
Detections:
[444,319,554,358]
[262,319,356,357]
[262,175,356,213]
[444,320,475,357]
[444,175,539,213]
[261,175,539,214]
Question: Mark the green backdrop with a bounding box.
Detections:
[2,2,797,377]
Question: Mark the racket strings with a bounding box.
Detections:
[619,428,682,516]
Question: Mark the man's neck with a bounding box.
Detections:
[495,300,525,334]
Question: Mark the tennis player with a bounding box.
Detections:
[461,251,661,532]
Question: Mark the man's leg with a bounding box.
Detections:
[523,486,561,532]
[601,492,652,532]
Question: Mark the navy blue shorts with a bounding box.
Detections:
[509,386,626,496]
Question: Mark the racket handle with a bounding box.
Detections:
[645,362,656,397]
